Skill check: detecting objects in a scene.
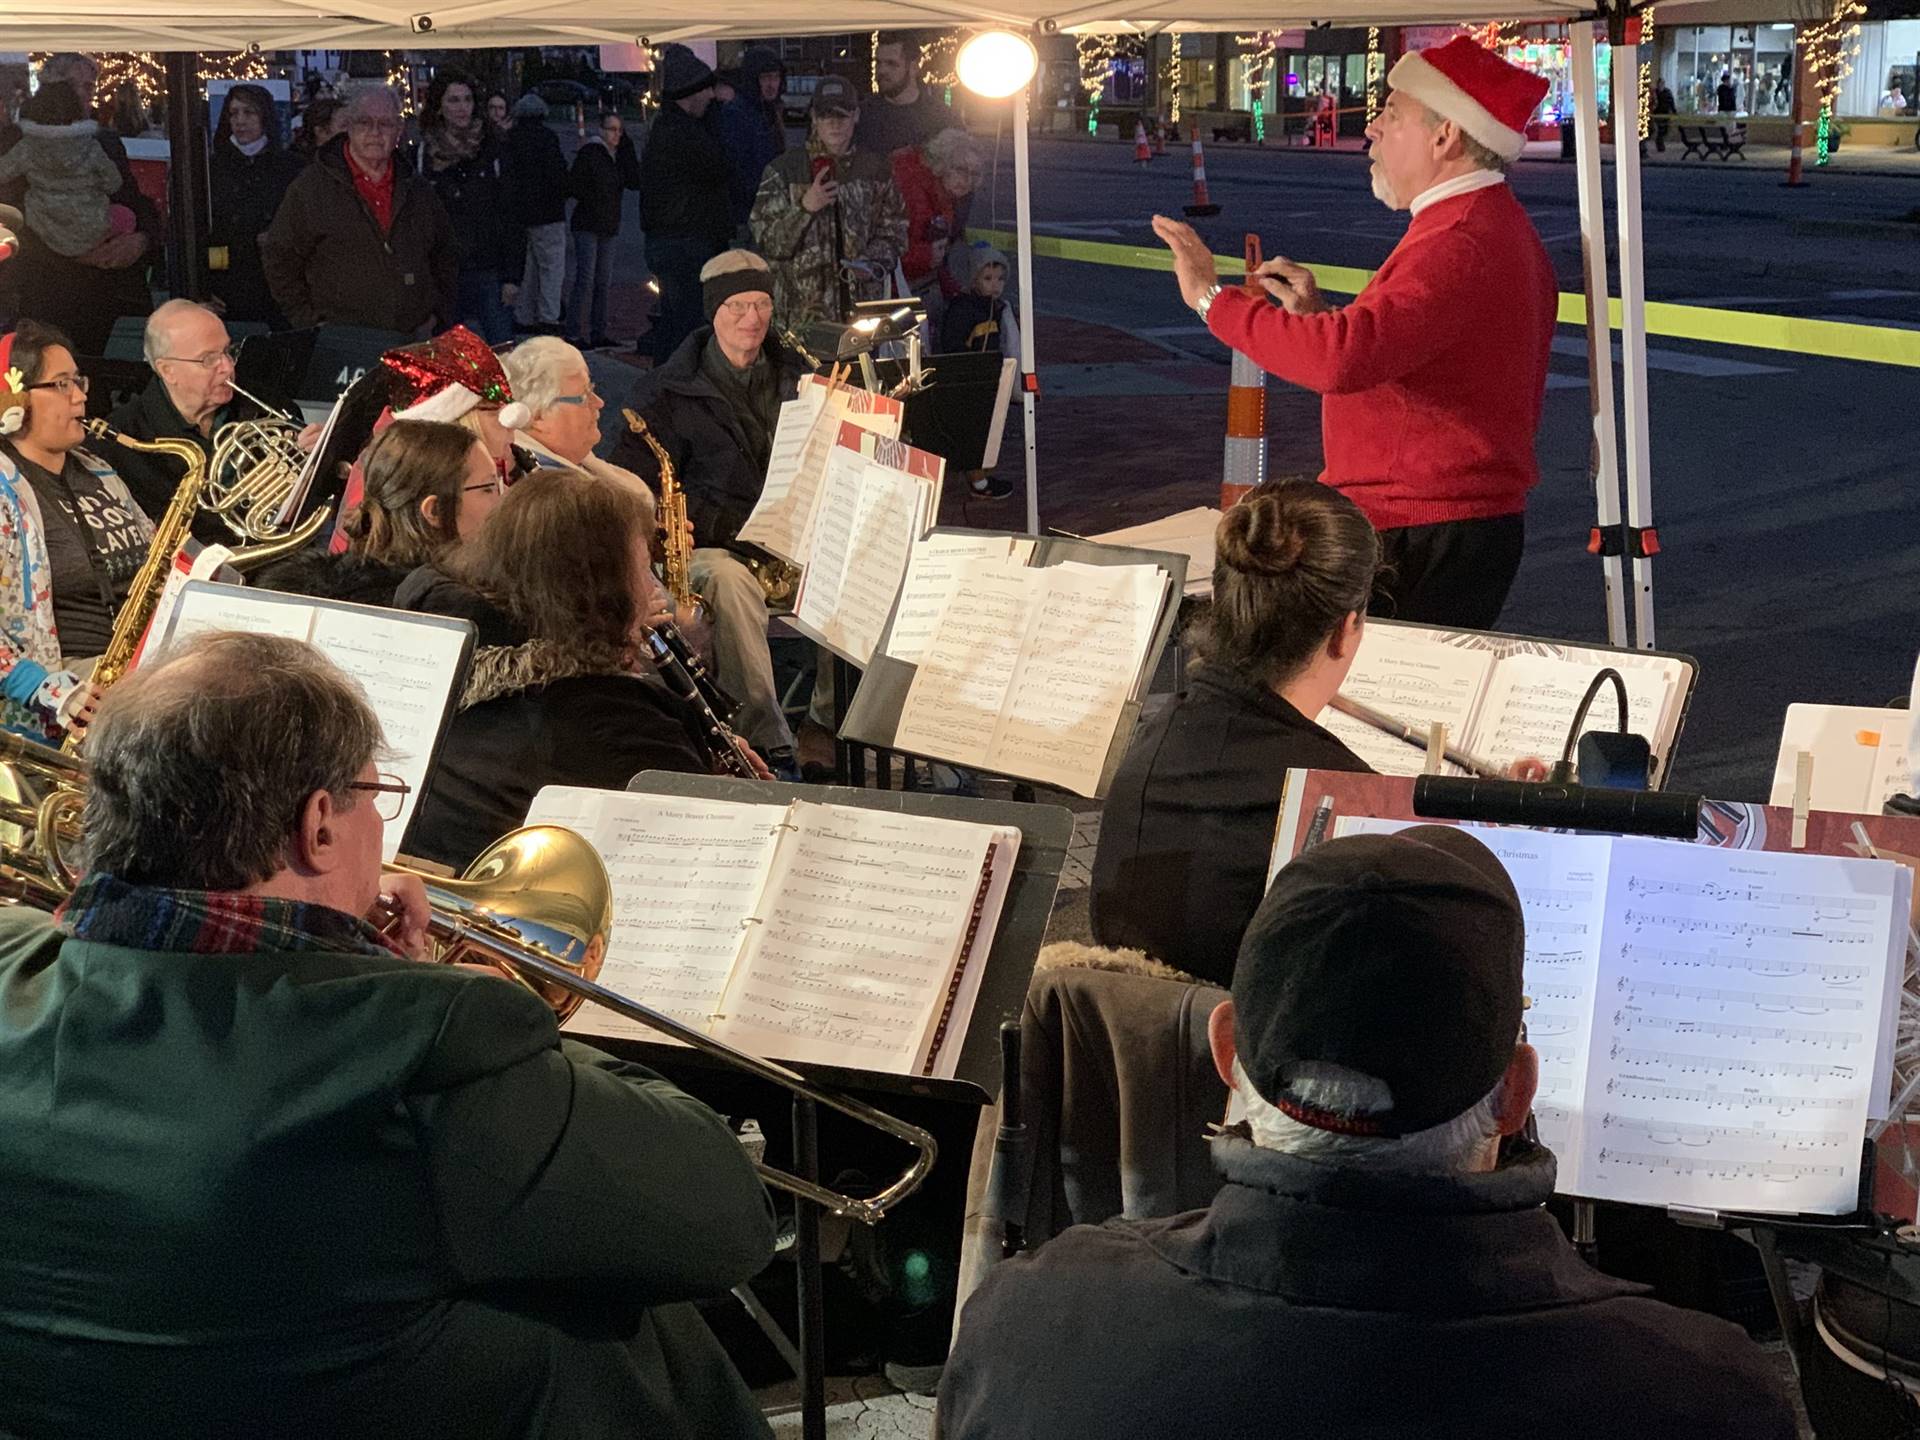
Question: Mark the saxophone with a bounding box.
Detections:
[63,420,212,754]
[621,407,696,611]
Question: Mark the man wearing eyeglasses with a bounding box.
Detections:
[261,84,456,339]
[104,299,253,542]
[0,630,780,1440]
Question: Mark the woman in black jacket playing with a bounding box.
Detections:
[405,467,743,871]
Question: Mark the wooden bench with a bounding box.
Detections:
[1676,121,1748,160]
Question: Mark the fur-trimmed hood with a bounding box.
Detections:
[459,640,630,710]
[1034,940,1200,986]
[17,118,101,143]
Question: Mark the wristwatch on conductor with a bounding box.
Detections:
[1193,282,1224,322]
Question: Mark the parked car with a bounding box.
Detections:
[781,73,821,124]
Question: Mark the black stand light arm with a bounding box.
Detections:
[1551,666,1630,782]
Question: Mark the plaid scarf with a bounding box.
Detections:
[58,872,400,959]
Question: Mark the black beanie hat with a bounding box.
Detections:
[703,262,773,319]
[657,44,716,103]
[1231,825,1525,1137]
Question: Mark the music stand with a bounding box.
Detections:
[235,328,318,416]
[614,771,1072,1440]
[868,352,1018,471]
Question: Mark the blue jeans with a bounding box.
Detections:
[645,233,713,362]
[569,231,616,343]
[454,268,513,345]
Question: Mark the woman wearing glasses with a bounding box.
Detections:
[251,418,500,606]
[0,322,154,742]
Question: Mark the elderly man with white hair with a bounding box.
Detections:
[261,84,455,337]
[103,300,253,541]
[942,825,1800,1440]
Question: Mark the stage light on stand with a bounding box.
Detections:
[956,30,1038,99]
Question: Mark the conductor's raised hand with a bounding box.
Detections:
[1151,215,1218,311]
[1253,256,1331,316]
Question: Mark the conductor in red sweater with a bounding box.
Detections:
[1155,38,1556,629]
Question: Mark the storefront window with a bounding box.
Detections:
[1841,19,1920,117]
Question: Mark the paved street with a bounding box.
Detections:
[585,125,1920,801]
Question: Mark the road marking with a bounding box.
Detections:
[984,227,1920,369]
[1816,315,1920,331]
[1549,336,1791,376]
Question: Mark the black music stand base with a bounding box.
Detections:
[794,1094,828,1440]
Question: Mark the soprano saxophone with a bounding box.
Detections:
[63,420,212,755]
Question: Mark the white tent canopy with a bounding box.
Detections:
[0,0,1605,53]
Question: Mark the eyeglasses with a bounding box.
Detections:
[158,345,240,370]
[346,770,411,822]
[27,375,89,397]
[549,382,602,407]
[718,297,775,318]
[463,474,504,496]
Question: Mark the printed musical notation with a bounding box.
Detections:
[1599,1111,1848,1150]
[1612,1010,1862,1048]
[1621,910,1874,946]
[1603,1076,1855,1114]
[1472,653,1675,772]
[1618,943,1870,985]
[1594,1149,1845,1184]
[1616,977,1864,1014]
[1322,628,1491,776]
[1625,875,1878,913]
[1607,1043,1857,1083]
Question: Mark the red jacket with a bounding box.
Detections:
[892,144,955,290]
[1207,183,1557,531]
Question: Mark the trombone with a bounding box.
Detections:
[384,825,937,1225]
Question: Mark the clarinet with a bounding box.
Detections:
[654,616,741,726]
[645,629,758,779]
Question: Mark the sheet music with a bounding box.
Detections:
[1321,628,1495,776]
[168,584,316,644]
[884,534,1029,665]
[525,788,787,1041]
[1769,704,1911,814]
[737,385,903,564]
[794,447,926,666]
[712,802,1000,1074]
[1577,837,1907,1213]
[1331,817,1612,1159]
[991,563,1165,796]
[893,561,1040,769]
[1090,506,1220,597]
[1469,652,1677,772]
[309,607,468,859]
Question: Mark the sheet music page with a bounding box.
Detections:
[1090,506,1220,596]
[1329,818,1613,1160]
[1868,728,1913,810]
[713,801,1000,1074]
[893,561,1043,769]
[1469,653,1676,773]
[792,445,864,645]
[883,534,1021,664]
[1576,837,1907,1213]
[308,606,469,861]
[1320,627,1495,776]
[735,386,831,561]
[989,563,1166,796]
[524,788,789,1042]
[829,464,924,667]
[168,582,317,645]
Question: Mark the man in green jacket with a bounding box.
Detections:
[750,76,908,328]
[0,630,777,1439]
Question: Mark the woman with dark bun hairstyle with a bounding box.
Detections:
[1089,479,1379,987]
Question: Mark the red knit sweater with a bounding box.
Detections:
[1206,183,1557,531]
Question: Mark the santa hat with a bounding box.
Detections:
[0,332,26,438]
[1386,37,1550,164]
[380,325,530,431]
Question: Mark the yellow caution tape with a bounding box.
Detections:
[976,227,1920,370]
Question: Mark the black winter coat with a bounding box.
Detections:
[399,572,710,871]
[608,327,810,551]
[1090,663,1370,986]
[248,549,413,607]
[638,106,732,249]
[940,1137,1800,1440]
[499,119,569,229]
[207,140,306,326]
[260,134,456,335]
[105,376,243,546]
[567,138,627,236]
[415,130,525,280]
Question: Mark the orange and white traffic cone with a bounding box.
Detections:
[1153,119,1167,156]
[575,103,586,139]
[1182,124,1220,218]
[1133,118,1151,163]
[1220,349,1267,509]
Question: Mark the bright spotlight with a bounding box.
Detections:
[956,30,1039,99]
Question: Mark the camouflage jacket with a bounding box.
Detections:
[748,142,908,327]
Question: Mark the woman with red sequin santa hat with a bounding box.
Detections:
[325,325,532,552]
[1154,36,1557,631]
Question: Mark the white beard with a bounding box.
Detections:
[1369,162,1404,212]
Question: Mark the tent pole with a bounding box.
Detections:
[1013,83,1039,535]
[1610,18,1657,648]
[1568,21,1627,648]
[163,51,209,302]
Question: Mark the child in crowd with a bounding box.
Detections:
[940,243,1020,359]
[0,82,132,259]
